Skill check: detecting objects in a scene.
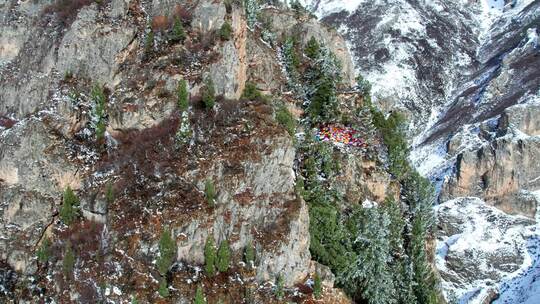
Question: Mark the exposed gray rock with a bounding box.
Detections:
[191,0,226,33]
[174,134,310,286]
[441,133,540,218]
[500,102,540,136]
[57,5,136,84]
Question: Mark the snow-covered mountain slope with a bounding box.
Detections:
[299,0,540,302]
[300,0,485,131]
[436,196,540,303]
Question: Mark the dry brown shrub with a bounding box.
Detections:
[151,15,170,32]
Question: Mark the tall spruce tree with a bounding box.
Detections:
[204,235,217,276]
[60,186,79,225]
[244,241,255,268]
[217,239,230,273]
[194,285,206,304]
[304,45,343,124]
[403,171,438,304]
[178,79,189,111]
[339,206,396,304]
[157,228,176,276]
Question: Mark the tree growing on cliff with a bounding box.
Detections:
[219,21,233,41]
[170,17,186,42]
[37,237,52,263]
[244,240,255,268]
[217,239,231,273]
[274,274,285,300]
[402,172,439,304]
[339,206,396,304]
[204,180,216,207]
[60,186,79,225]
[244,0,259,29]
[91,84,107,140]
[202,77,216,109]
[105,181,114,205]
[313,272,322,299]
[159,278,170,298]
[305,37,320,59]
[194,285,206,304]
[275,105,296,136]
[157,228,176,276]
[145,30,154,55]
[204,235,217,276]
[177,79,189,111]
[242,82,263,101]
[304,45,343,124]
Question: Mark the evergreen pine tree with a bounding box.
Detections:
[402,172,439,304]
[204,180,215,207]
[202,78,216,109]
[304,46,343,124]
[178,79,189,111]
[282,36,303,95]
[60,186,79,225]
[194,285,206,304]
[219,21,233,41]
[355,102,377,145]
[383,198,405,254]
[339,206,396,304]
[170,17,186,42]
[394,256,418,304]
[157,228,176,276]
[241,82,262,101]
[217,239,230,273]
[37,237,52,263]
[145,30,154,54]
[244,241,255,268]
[91,84,107,140]
[158,277,170,298]
[356,75,372,96]
[305,37,320,59]
[244,0,259,29]
[204,235,217,276]
[274,274,285,300]
[313,272,322,299]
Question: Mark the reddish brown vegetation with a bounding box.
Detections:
[0,116,17,128]
[152,15,170,32]
[43,0,108,25]
[173,4,193,25]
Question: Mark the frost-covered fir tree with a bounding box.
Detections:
[304,45,343,124]
[402,171,439,304]
[281,36,303,96]
[244,0,259,29]
[339,206,396,304]
[90,84,107,140]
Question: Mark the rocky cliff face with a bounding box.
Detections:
[0,0,383,302]
[300,0,540,303]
